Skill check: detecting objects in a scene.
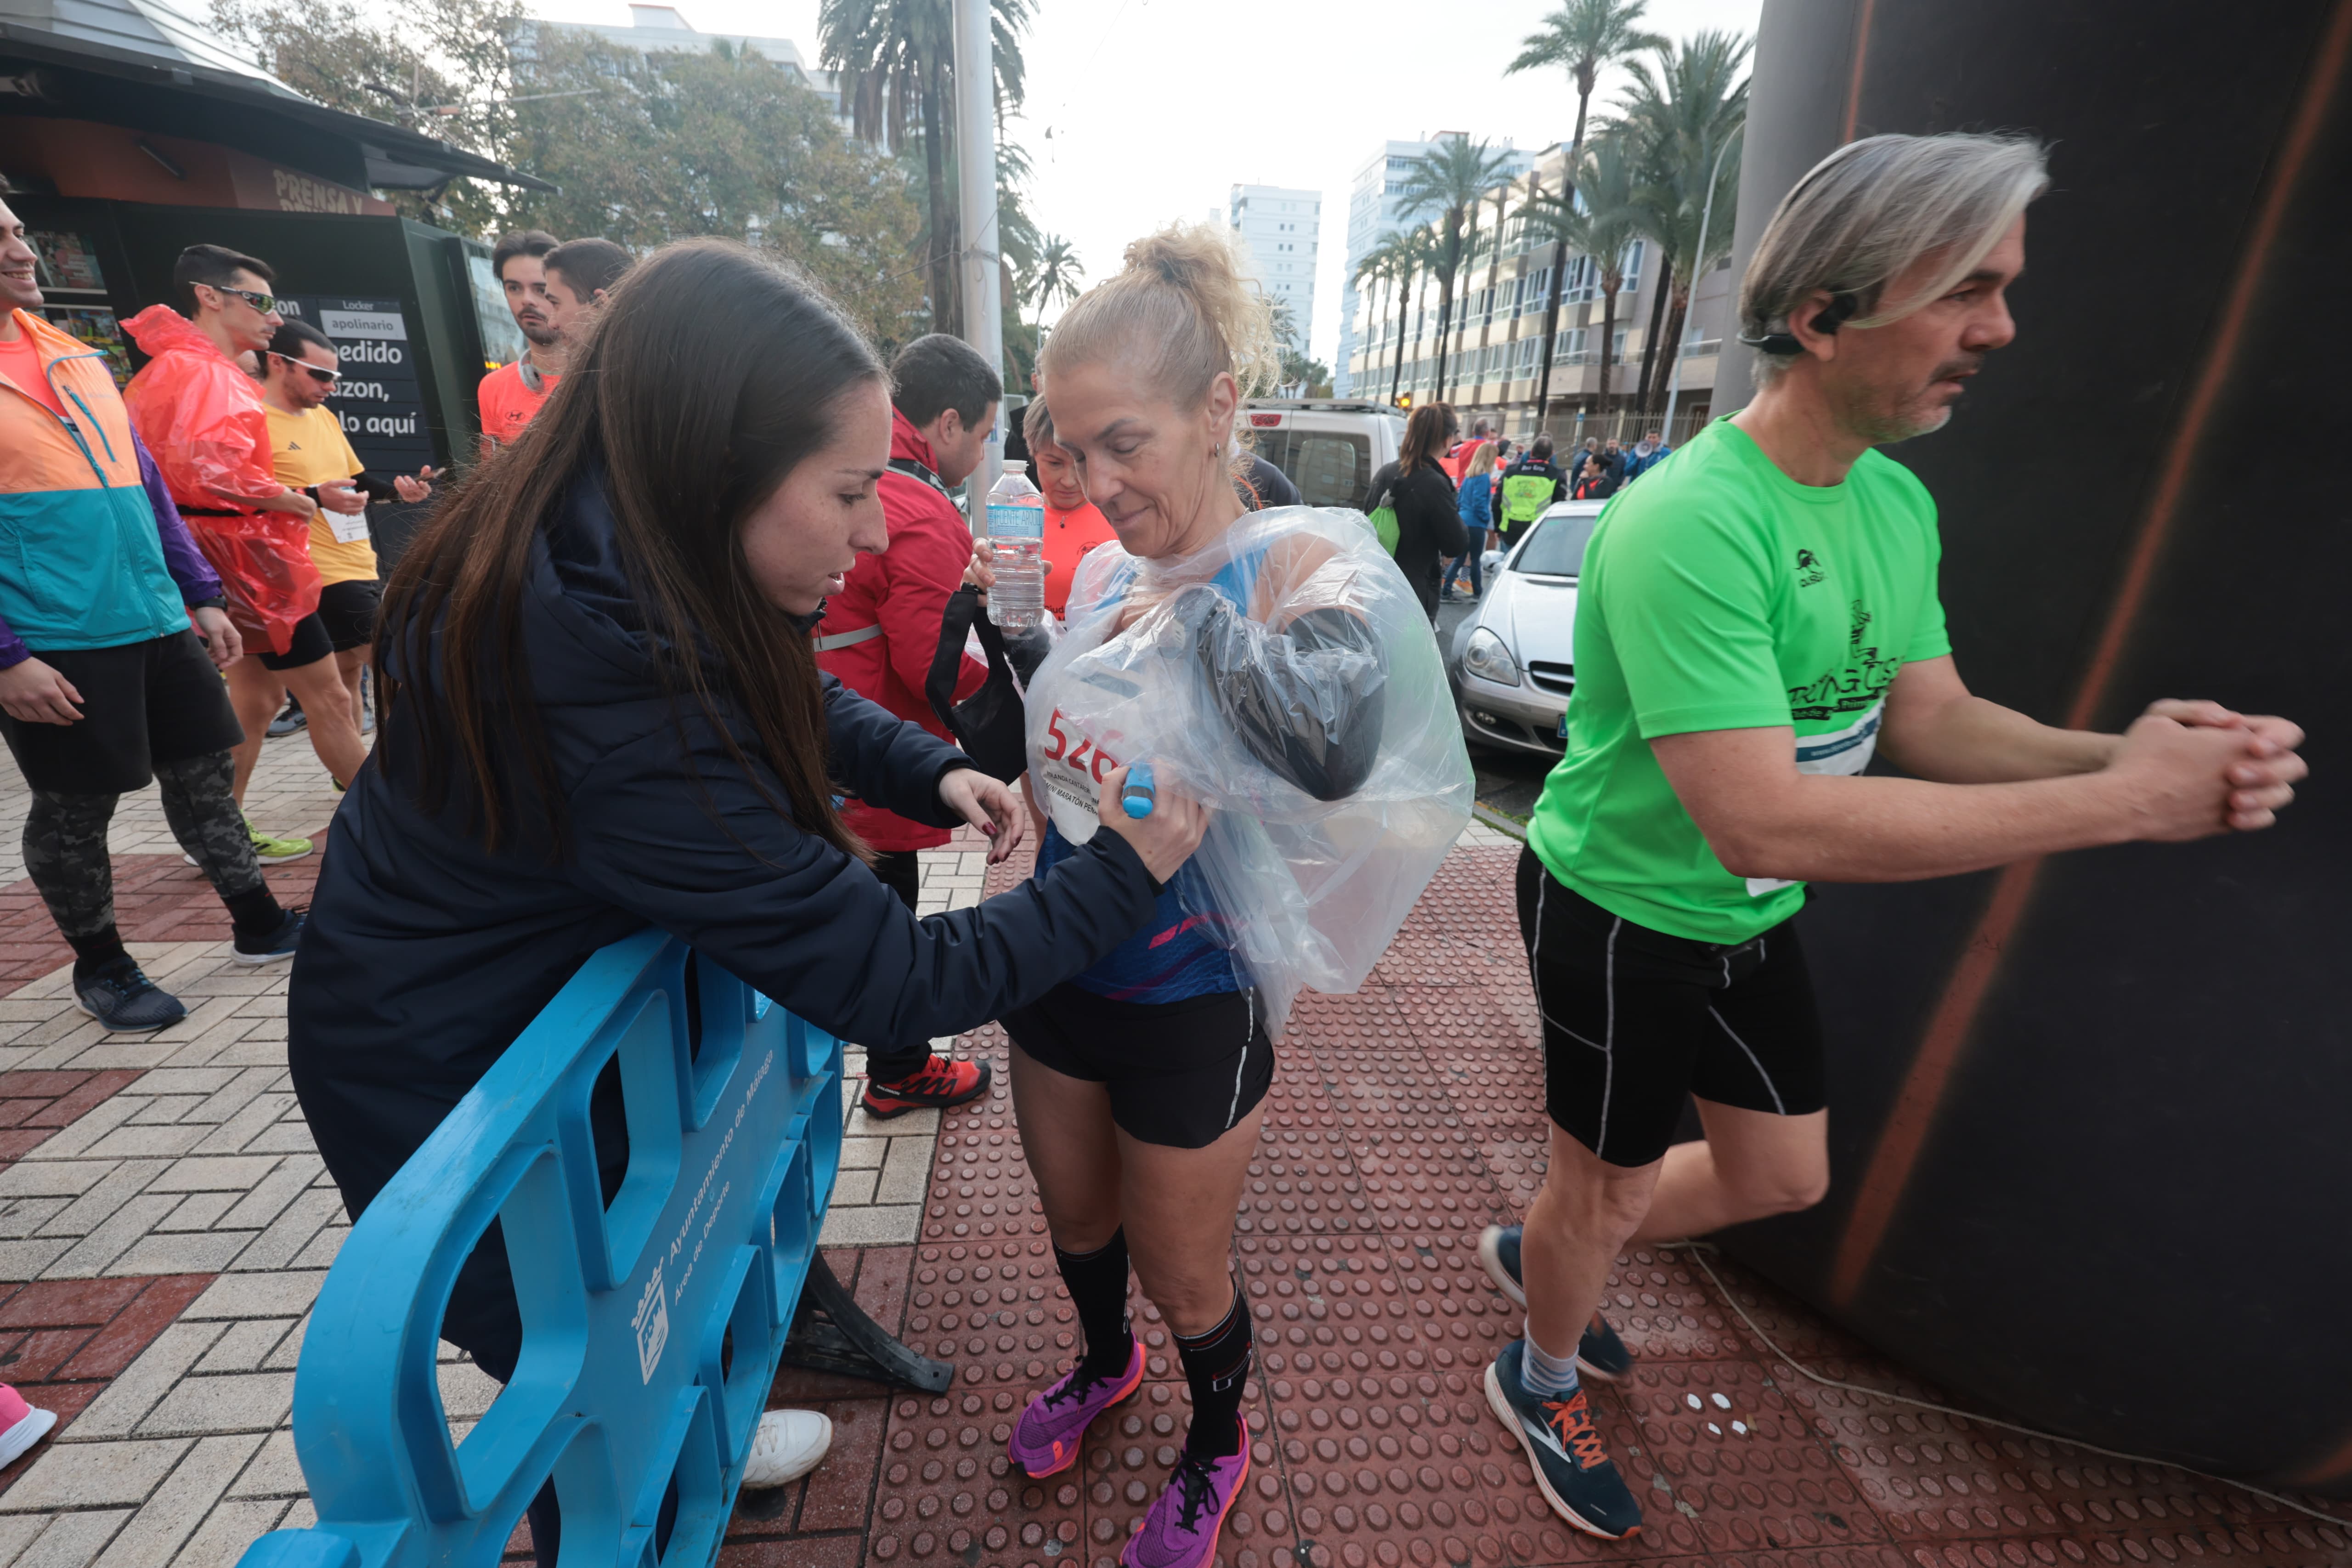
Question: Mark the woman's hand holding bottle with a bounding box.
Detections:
[1097,762,1204,882]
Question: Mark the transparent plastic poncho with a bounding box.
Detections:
[1026,506,1475,1035]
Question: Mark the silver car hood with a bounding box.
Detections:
[1479,569,1578,666]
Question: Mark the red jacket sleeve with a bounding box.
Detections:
[879,490,987,706]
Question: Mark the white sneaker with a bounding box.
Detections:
[739,1408,831,1489]
[0,1401,56,1469]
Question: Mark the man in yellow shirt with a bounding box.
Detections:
[258,319,432,762]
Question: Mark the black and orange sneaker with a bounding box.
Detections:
[861,1053,992,1118]
[1483,1340,1641,1540]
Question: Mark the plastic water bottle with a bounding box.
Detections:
[985,462,1047,631]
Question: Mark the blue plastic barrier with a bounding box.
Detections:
[237,932,845,1568]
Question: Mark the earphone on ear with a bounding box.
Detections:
[1738,290,1861,355]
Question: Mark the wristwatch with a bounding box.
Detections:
[189,596,228,611]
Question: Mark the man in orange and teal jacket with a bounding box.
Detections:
[0,198,304,1032]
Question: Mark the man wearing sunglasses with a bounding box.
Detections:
[0,204,307,1033]
[254,318,433,815]
[126,245,366,858]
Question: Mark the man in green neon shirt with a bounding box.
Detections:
[1473,132,2308,1542]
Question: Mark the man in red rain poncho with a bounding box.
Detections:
[124,246,367,850]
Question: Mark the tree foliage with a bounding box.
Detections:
[211,0,523,232]
[1608,30,1750,412]
[818,0,1033,336]
[209,0,931,352]
[1393,135,1519,399]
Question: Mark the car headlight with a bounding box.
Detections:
[1463,627,1520,686]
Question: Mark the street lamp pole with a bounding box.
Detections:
[952,0,1003,519]
[1660,125,1743,446]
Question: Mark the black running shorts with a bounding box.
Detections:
[1515,846,1827,1169]
[1003,983,1274,1149]
[257,611,336,673]
[0,631,245,796]
[315,580,382,653]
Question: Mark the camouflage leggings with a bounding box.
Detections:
[23,751,265,941]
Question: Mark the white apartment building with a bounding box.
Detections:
[1227,184,1321,355]
[528,5,846,121]
[1343,136,1737,444]
[1334,138,1535,396]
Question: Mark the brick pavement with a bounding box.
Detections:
[2,723,2342,1568]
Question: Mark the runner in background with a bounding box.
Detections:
[813,332,999,1119]
[0,201,304,1032]
[1023,398,1117,618]
[125,244,364,855]
[542,238,632,325]
[1494,433,1567,544]
[260,319,432,740]
[476,230,561,451]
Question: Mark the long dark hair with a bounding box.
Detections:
[378,238,885,859]
[1399,402,1458,474]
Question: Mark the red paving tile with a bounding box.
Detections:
[0,1070,150,1168]
[0,850,322,995]
[716,838,2352,1566]
[0,1272,215,1494]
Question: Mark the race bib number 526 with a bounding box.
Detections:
[1038,707,1125,843]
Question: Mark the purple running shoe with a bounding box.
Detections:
[1121,1421,1250,1568]
[1009,1340,1145,1478]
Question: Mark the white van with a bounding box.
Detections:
[1242,400,1406,511]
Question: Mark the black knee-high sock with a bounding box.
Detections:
[1174,1290,1252,1459]
[1053,1228,1135,1378]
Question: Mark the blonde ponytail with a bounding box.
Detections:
[1039,221,1283,412]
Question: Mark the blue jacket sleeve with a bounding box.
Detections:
[818,672,968,827]
[135,430,225,604]
[565,715,1159,1051]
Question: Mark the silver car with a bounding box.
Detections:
[1447,500,1606,756]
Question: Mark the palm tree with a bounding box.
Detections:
[1351,244,1394,395]
[1519,136,1643,419]
[1383,230,1436,407]
[819,0,1034,337]
[1025,232,1080,343]
[1507,0,1665,429]
[1393,135,1519,399]
[1614,30,1750,414]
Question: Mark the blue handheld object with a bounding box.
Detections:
[1121,761,1157,819]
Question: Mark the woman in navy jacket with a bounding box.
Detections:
[287,242,1203,1455]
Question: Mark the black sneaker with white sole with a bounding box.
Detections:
[232,907,307,965]
[1483,1339,1641,1540]
[73,960,188,1033]
[1478,1223,1636,1382]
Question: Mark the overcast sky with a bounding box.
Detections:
[526,0,1765,363]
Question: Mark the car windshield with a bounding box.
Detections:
[1511,510,1601,577]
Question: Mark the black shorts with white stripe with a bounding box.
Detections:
[1002,982,1274,1149]
[1514,846,1827,1169]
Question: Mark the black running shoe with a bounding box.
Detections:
[1483,1339,1641,1540]
[74,960,187,1034]
[1478,1223,1636,1382]
[232,906,307,966]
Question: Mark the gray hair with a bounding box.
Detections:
[1740,132,2050,379]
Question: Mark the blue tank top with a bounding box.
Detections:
[1034,547,1265,1004]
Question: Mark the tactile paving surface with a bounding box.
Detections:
[723,839,2352,1567]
